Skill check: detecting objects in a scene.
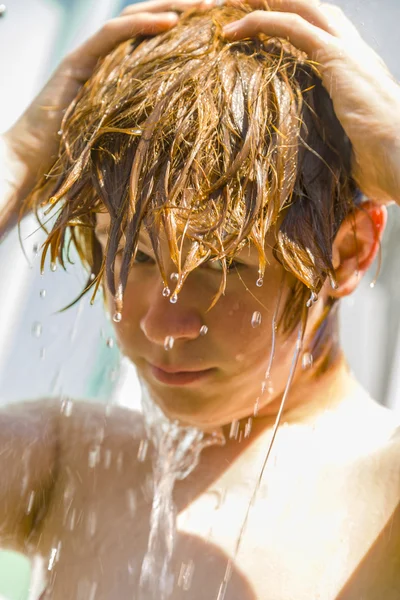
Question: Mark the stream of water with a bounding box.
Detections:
[138,384,225,600]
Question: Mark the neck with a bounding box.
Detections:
[223,351,361,443]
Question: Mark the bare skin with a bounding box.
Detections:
[2,358,399,599]
[1,1,400,599]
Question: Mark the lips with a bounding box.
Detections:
[148,363,215,386]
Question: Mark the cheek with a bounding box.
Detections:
[206,269,283,365]
[104,283,142,356]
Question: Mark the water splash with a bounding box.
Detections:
[138,386,224,600]
[251,311,262,328]
[164,336,175,351]
[301,352,313,370]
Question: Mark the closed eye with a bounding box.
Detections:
[115,248,154,265]
[206,258,245,273]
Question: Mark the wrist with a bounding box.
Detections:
[0,133,32,238]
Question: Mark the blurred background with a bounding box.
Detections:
[1,0,400,598]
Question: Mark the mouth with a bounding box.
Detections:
[148,363,215,386]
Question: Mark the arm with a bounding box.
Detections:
[0,399,59,555]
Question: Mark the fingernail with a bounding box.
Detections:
[167,12,179,21]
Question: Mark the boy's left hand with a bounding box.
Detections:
[222,0,400,205]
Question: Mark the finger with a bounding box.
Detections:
[222,10,339,59]
[228,0,341,36]
[66,12,179,74]
[319,3,361,39]
[120,0,214,16]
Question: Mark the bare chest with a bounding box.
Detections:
[34,431,399,600]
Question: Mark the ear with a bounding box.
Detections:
[330,201,387,298]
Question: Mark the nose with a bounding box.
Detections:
[139,283,204,347]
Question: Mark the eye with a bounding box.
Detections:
[115,248,154,264]
[206,258,243,273]
[134,249,154,264]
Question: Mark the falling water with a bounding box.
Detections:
[138,385,225,600]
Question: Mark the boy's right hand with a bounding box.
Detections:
[1,0,213,231]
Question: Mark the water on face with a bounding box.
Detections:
[138,386,225,600]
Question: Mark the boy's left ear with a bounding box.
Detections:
[329,201,387,298]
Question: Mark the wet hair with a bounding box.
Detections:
[24,4,357,332]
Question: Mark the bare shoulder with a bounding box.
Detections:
[341,401,400,600]
[56,399,147,468]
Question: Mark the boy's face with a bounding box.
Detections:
[95,213,323,429]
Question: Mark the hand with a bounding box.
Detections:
[222,0,400,204]
[2,0,213,207]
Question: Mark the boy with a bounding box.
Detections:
[1,1,400,598]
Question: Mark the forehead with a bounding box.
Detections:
[94,212,277,263]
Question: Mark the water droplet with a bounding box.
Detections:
[31,322,42,338]
[229,420,239,439]
[170,272,179,281]
[164,335,175,351]
[106,337,114,348]
[137,439,149,462]
[113,312,122,323]
[330,275,338,290]
[0,5,7,17]
[61,399,73,417]
[178,559,195,591]
[306,291,318,308]
[251,311,262,328]
[162,286,171,298]
[302,352,314,370]
[199,325,208,336]
[170,293,178,304]
[47,547,58,571]
[253,397,260,416]
[40,347,46,360]
[57,129,62,136]
[370,281,375,289]
[32,243,39,255]
[26,490,35,515]
[39,289,46,298]
[90,273,95,281]
[88,447,100,468]
[256,277,264,287]
[244,417,253,438]
[50,262,57,272]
